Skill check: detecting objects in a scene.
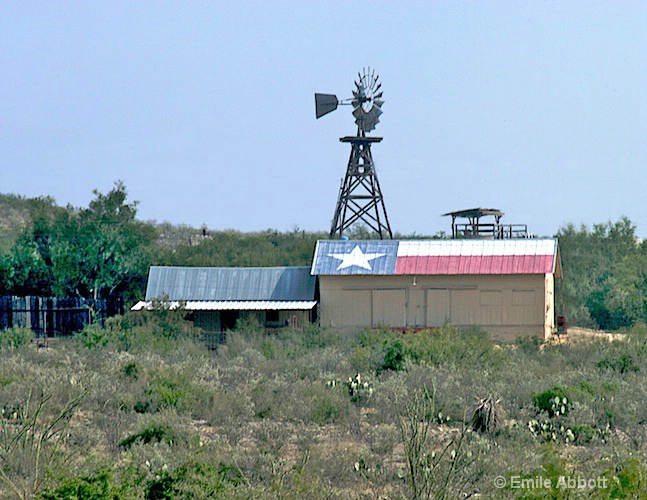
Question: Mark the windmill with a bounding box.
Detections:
[315,68,393,239]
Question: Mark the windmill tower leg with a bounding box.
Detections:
[329,136,392,239]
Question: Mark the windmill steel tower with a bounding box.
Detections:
[315,68,393,239]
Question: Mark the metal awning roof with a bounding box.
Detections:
[131,300,317,311]
[144,266,315,301]
[442,208,504,219]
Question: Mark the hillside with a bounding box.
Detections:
[0,194,56,252]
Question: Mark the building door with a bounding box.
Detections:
[332,290,372,327]
[372,289,406,327]
[450,289,478,325]
[426,289,450,327]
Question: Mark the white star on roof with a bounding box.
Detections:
[328,245,386,271]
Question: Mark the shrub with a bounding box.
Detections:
[571,424,596,444]
[235,315,264,334]
[119,424,181,450]
[504,444,571,496]
[515,335,542,356]
[194,385,254,425]
[39,469,115,499]
[136,368,196,413]
[121,361,140,380]
[301,324,342,349]
[0,326,34,350]
[532,387,570,417]
[93,312,203,353]
[602,458,647,499]
[381,341,407,372]
[75,323,117,349]
[310,393,344,426]
[145,461,239,498]
[597,354,640,374]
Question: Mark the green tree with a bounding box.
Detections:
[50,182,157,301]
[0,254,10,295]
[5,232,52,296]
[556,217,643,329]
[604,252,647,326]
[2,182,156,303]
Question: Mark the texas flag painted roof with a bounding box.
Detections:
[311,239,561,276]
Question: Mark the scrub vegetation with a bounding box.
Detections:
[0,314,646,498]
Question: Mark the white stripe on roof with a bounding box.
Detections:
[396,239,556,257]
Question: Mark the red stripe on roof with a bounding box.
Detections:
[397,256,416,274]
[490,256,504,274]
[467,255,482,274]
[395,255,553,275]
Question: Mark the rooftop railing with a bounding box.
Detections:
[452,223,529,239]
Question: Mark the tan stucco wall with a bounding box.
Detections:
[319,274,554,341]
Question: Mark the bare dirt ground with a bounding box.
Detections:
[551,326,627,344]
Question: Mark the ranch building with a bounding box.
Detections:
[310,239,561,341]
[132,266,317,331]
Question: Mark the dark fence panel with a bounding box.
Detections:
[0,296,123,336]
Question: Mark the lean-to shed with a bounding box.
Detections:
[132,266,317,331]
[311,239,561,341]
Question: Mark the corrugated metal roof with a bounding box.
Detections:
[311,240,399,276]
[131,300,316,311]
[145,266,316,301]
[311,239,560,276]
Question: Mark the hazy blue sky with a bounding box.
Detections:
[1,1,645,237]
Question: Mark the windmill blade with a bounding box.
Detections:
[352,107,379,132]
[315,93,339,119]
[370,108,382,131]
[363,108,380,132]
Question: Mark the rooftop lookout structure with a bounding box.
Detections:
[443,208,529,239]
